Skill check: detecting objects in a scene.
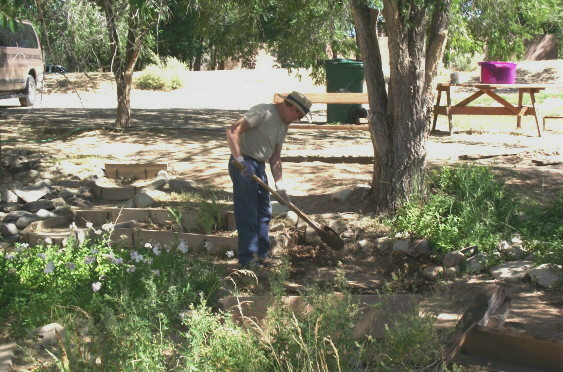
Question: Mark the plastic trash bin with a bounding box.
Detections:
[478,62,517,84]
[324,59,365,123]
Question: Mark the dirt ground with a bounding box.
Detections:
[1,61,562,351]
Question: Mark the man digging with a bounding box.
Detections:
[226,91,312,269]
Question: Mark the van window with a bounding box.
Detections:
[0,23,39,48]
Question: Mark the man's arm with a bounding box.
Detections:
[269,143,283,183]
[226,117,251,160]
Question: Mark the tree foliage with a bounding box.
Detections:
[447,0,562,61]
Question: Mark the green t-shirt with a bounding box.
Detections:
[241,103,288,162]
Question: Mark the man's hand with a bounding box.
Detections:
[275,181,290,203]
[239,159,255,177]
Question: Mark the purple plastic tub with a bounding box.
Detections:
[478,62,517,84]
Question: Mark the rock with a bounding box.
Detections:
[2,203,21,213]
[489,261,534,283]
[270,234,289,256]
[413,239,431,256]
[286,211,299,226]
[156,170,169,181]
[29,323,65,348]
[270,221,285,232]
[443,250,465,268]
[511,234,523,245]
[4,210,32,223]
[0,223,19,237]
[305,226,322,244]
[503,244,527,260]
[526,264,562,288]
[422,265,444,281]
[328,219,345,233]
[331,189,353,202]
[445,265,460,278]
[13,182,50,203]
[58,188,75,200]
[0,342,17,372]
[24,199,55,213]
[1,189,18,203]
[357,239,373,252]
[16,214,40,229]
[284,282,307,294]
[460,245,478,257]
[133,192,155,208]
[143,178,167,191]
[376,236,392,251]
[169,178,198,193]
[296,218,308,231]
[271,201,289,216]
[27,169,41,179]
[392,239,413,255]
[36,209,58,219]
[51,197,67,209]
[466,254,486,273]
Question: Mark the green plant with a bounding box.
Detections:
[392,164,518,257]
[135,56,187,91]
[166,206,185,232]
[198,198,221,234]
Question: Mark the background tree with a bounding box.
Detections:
[97,0,169,128]
[447,0,562,63]
[351,0,451,213]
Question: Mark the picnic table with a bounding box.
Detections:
[432,83,562,137]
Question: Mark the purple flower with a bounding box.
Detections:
[44,261,55,274]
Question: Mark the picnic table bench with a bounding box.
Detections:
[432,83,563,137]
[274,92,369,130]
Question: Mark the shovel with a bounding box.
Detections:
[232,159,344,250]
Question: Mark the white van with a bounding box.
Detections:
[0,21,44,106]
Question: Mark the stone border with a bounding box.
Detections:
[21,208,238,253]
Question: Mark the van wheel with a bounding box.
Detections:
[19,75,37,107]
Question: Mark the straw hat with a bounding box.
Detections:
[277,91,312,116]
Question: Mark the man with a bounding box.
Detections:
[226,91,312,268]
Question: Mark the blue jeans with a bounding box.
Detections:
[228,155,272,265]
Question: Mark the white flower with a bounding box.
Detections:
[111,257,124,265]
[86,221,94,229]
[19,243,29,250]
[45,238,53,244]
[94,229,102,235]
[92,282,102,292]
[5,254,15,260]
[66,262,76,270]
[102,223,114,231]
[130,251,144,262]
[44,261,55,274]
[178,241,189,253]
[144,242,152,248]
[37,253,46,260]
[84,256,96,265]
[226,250,235,258]
[164,244,171,253]
[144,257,153,265]
[204,241,213,252]
[69,222,77,229]
[152,269,161,276]
[152,244,161,256]
[126,265,136,273]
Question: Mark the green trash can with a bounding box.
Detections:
[324,59,365,124]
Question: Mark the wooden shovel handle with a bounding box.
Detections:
[230,159,322,230]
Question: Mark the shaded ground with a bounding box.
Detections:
[1,63,562,349]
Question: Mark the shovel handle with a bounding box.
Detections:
[230,159,322,230]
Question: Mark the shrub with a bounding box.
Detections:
[135,56,187,91]
[392,164,518,257]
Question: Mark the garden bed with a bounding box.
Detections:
[21,208,238,253]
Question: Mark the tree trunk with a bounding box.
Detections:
[351,0,450,213]
[101,0,145,128]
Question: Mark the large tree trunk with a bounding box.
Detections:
[351,0,450,213]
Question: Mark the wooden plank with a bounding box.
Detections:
[290,124,369,131]
[459,326,563,371]
[221,294,417,340]
[105,163,168,179]
[438,106,537,116]
[437,83,561,89]
[274,92,369,104]
[456,90,485,106]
